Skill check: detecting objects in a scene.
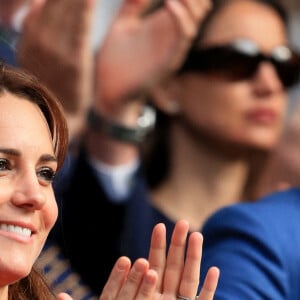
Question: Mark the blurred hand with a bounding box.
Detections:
[17,0,94,139]
[95,0,211,112]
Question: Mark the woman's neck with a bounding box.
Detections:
[151,123,254,231]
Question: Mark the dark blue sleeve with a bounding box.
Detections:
[199,190,300,300]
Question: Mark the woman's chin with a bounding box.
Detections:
[0,261,32,286]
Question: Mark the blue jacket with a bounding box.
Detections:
[200,188,300,299]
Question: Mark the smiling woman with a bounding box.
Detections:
[0,62,219,300]
[0,60,68,299]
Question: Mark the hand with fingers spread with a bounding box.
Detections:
[95,0,212,108]
[80,220,219,300]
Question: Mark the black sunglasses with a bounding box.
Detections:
[179,39,300,88]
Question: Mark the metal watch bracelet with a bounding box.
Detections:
[87,105,156,144]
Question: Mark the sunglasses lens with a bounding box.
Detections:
[213,51,259,80]
[274,59,300,88]
[181,41,300,88]
[181,47,259,80]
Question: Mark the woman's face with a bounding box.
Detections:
[0,92,58,286]
[173,0,289,150]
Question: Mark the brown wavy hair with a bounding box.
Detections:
[0,62,69,299]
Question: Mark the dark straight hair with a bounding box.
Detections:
[190,0,287,49]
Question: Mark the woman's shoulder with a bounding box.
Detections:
[200,188,300,299]
[202,187,300,239]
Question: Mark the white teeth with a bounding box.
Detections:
[0,224,31,237]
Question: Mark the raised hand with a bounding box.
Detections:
[97,220,219,300]
[95,0,212,109]
[17,0,94,138]
[57,220,219,299]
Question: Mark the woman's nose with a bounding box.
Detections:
[11,173,46,210]
[252,61,284,96]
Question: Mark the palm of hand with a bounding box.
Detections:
[95,2,197,105]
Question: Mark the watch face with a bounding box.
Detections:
[137,106,156,129]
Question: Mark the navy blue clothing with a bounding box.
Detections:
[0,40,16,65]
[0,28,18,65]
[200,188,300,299]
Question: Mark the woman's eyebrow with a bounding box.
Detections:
[0,148,21,156]
[39,154,57,164]
[0,149,57,163]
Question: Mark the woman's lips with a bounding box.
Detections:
[245,108,279,125]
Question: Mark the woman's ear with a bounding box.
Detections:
[149,84,181,115]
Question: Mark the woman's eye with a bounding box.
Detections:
[37,167,56,183]
[0,158,11,171]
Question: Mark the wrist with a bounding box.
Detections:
[87,105,156,144]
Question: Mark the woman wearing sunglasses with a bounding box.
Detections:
[139,0,300,219]
[140,0,299,225]
[58,0,300,295]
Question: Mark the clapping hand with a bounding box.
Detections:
[57,220,219,300]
